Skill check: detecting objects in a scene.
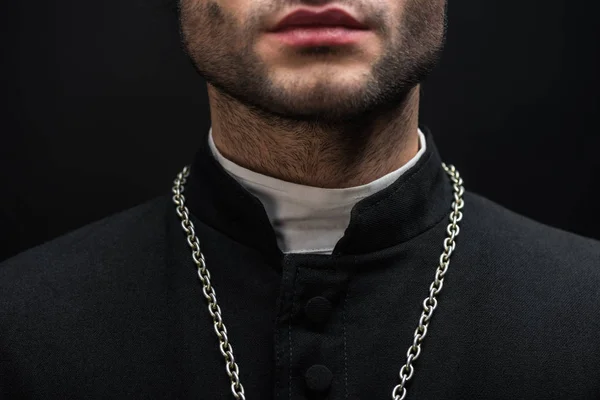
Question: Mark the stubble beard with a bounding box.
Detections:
[179,0,447,126]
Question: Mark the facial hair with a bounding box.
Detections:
[178,0,446,125]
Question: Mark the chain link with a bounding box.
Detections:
[172,162,464,400]
[172,166,246,400]
[391,163,464,400]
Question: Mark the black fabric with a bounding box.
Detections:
[1,130,600,400]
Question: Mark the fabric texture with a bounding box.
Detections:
[1,128,599,400]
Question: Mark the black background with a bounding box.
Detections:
[1,0,599,262]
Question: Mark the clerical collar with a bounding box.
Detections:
[207,127,427,255]
[184,126,452,262]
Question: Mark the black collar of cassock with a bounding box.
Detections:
[184,127,453,263]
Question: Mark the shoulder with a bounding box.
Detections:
[0,195,178,396]
[0,195,172,299]
[461,190,600,276]
[449,193,600,393]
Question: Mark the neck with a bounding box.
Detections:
[208,85,421,189]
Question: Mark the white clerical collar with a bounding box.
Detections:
[208,127,427,255]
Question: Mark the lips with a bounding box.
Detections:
[269,8,369,32]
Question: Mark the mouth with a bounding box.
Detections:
[266,8,371,47]
[266,27,371,47]
[269,8,370,32]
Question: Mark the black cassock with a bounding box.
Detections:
[1,129,599,400]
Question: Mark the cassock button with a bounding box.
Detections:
[304,364,333,392]
[304,296,333,324]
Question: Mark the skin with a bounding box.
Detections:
[178,0,446,188]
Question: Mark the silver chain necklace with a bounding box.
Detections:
[172,162,465,400]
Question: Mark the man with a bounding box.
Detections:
[1,0,599,398]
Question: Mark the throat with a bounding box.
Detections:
[208,128,427,254]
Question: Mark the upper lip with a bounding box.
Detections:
[268,8,369,32]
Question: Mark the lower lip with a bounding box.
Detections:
[267,26,370,47]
